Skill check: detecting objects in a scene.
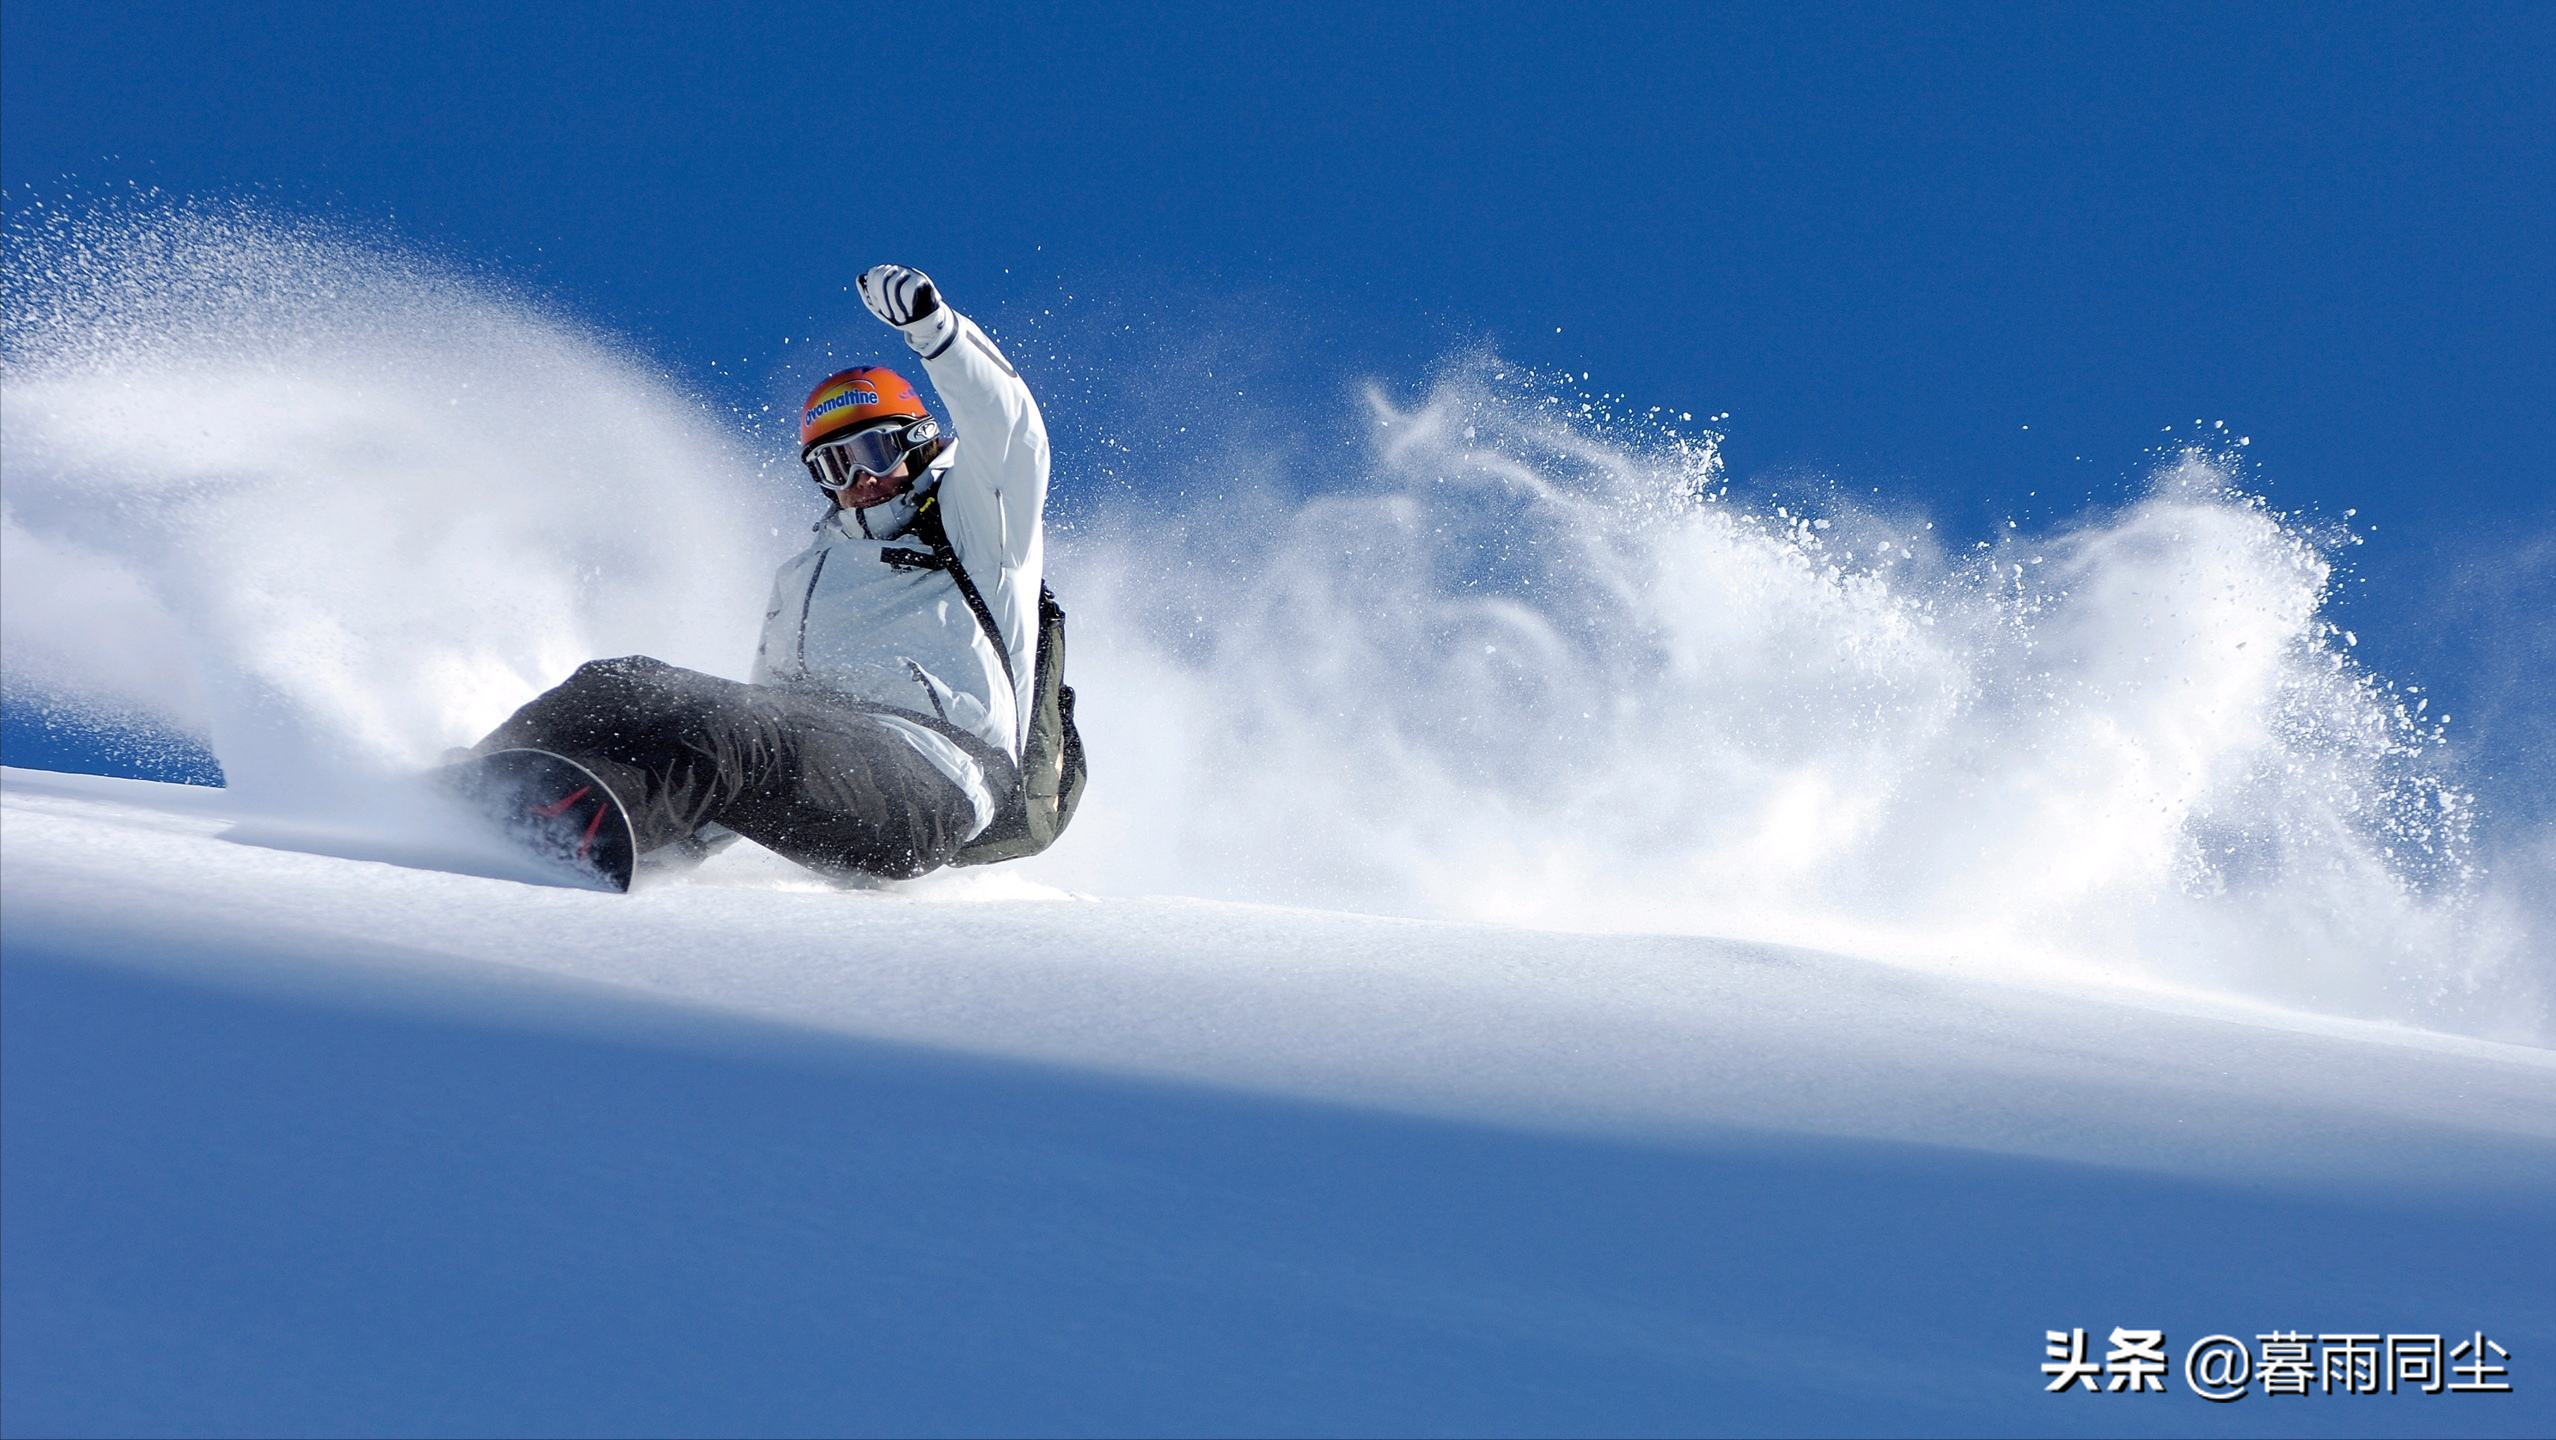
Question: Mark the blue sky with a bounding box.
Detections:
[5,0,2551,800]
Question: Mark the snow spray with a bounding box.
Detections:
[2,199,792,804]
[1049,363,2547,1039]
[3,201,2543,1039]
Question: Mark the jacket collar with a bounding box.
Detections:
[819,445,956,541]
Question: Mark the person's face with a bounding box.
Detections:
[834,455,914,510]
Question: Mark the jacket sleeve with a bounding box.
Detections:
[899,304,1048,570]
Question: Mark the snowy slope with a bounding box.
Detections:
[5,208,2551,1436]
[5,765,2551,1437]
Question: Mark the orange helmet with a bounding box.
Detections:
[798,365,931,453]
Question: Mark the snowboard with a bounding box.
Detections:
[436,747,638,893]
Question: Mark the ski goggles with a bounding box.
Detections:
[803,417,940,490]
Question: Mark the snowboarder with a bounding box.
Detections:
[460,263,1050,883]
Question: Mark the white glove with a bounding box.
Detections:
[859,264,957,355]
[859,263,938,326]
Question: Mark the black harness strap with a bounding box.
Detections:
[908,495,1018,695]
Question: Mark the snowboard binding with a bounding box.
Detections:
[436,747,638,892]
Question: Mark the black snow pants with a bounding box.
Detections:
[474,655,986,880]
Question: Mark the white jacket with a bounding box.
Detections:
[751,304,1048,838]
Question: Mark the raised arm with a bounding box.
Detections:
[858,264,1048,565]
